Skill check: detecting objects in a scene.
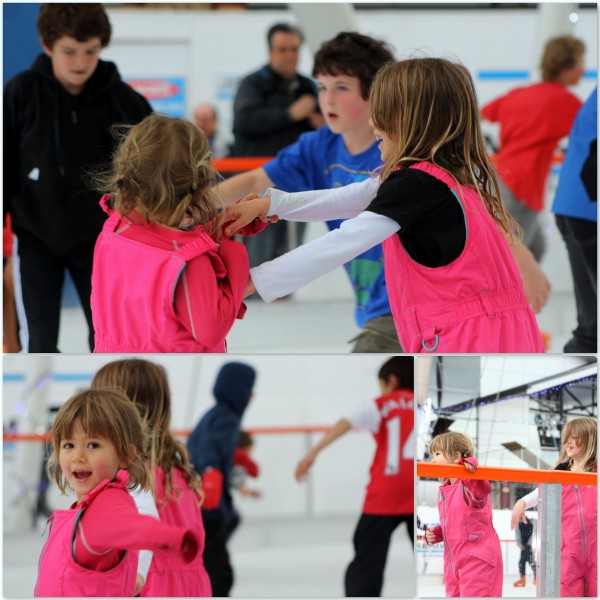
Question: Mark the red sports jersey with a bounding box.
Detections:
[362,388,414,515]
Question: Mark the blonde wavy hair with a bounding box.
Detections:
[91,359,203,505]
[93,114,222,233]
[47,389,150,495]
[370,57,521,239]
[429,431,475,461]
[555,417,597,473]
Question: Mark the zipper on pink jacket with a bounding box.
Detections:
[440,489,455,573]
[573,485,587,558]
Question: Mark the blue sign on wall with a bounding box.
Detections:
[126,77,186,117]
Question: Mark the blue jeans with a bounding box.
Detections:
[555,214,597,353]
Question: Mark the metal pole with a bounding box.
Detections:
[537,483,562,597]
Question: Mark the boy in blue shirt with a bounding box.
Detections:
[218,32,400,352]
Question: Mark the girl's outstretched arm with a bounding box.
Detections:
[251,210,399,303]
[295,418,352,482]
[223,177,380,237]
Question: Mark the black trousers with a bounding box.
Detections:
[202,517,234,597]
[15,236,95,352]
[344,513,414,597]
[555,215,597,352]
[519,544,536,577]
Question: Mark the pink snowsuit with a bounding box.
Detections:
[382,161,545,353]
[427,459,503,597]
[141,467,212,597]
[35,471,196,597]
[92,196,247,353]
[560,480,597,597]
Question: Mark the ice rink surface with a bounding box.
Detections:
[4,516,414,598]
[52,294,574,354]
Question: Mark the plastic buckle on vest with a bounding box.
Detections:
[421,326,439,352]
[480,290,495,318]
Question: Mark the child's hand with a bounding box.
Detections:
[511,499,528,530]
[295,450,318,482]
[244,276,256,298]
[456,456,478,472]
[134,574,145,596]
[425,526,443,545]
[223,195,272,237]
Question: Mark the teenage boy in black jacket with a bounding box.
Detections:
[4,4,152,352]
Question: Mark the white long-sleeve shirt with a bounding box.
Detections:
[251,179,398,302]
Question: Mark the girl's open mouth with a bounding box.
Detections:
[73,471,92,479]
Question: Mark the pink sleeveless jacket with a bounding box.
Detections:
[92,196,230,353]
[382,161,544,353]
[437,475,503,597]
[141,467,212,597]
[560,479,597,597]
[35,476,138,597]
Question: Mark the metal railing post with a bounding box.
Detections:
[537,483,562,597]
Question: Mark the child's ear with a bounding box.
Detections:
[41,40,53,57]
[453,451,462,464]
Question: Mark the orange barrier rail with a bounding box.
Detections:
[212,154,563,174]
[212,157,272,172]
[417,462,597,486]
[3,425,330,444]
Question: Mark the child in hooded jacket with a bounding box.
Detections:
[425,432,503,597]
[511,417,597,597]
[35,389,198,597]
[187,362,257,597]
[92,358,212,597]
[224,57,548,353]
[90,114,251,353]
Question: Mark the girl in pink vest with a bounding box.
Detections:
[92,358,212,597]
[35,389,198,597]
[425,432,503,597]
[223,58,547,353]
[512,417,597,597]
[90,114,250,353]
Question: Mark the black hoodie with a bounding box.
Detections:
[3,54,152,254]
[187,362,256,521]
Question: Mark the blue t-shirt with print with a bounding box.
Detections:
[263,126,390,328]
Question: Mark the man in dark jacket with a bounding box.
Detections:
[231,22,323,268]
[187,362,257,597]
[3,4,152,352]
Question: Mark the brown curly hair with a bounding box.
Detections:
[92,114,223,234]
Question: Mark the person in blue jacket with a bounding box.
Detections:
[187,362,256,597]
[552,87,597,353]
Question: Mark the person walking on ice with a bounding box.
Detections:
[295,356,414,597]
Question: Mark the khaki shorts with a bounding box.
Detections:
[350,314,403,353]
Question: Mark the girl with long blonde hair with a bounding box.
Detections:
[91,358,212,597]
[224,57,546,353]
[512,417,597,596]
